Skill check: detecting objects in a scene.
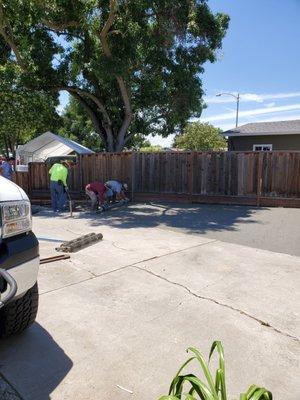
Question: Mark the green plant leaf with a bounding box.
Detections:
[187,347,217,397]
[188,386,196,397]
[243,385,272,400]
[252,388,272,400]
[215,369,221,393]
[169,357,196,395]
[244,385,259,398]
[181,374,215,400]
[209,341,227,400]
[171,375,185,397]
[185,394,197,400]
[159,342,273,400]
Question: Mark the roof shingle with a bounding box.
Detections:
[223,120,300,137]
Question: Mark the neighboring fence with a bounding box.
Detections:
[14,151,300,207]
[14,170,29,193]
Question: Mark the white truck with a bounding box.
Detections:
[0,176,39,337]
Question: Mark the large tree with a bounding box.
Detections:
[173,122,227,151]
[59,96,154,151]
[0,0,229,152]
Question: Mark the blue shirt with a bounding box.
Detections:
[1,161,13,180]
[105,180,122,193]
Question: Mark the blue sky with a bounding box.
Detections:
[154,0,300,145]
[59,0,300,147]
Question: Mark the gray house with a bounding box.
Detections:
[223,120,300,151]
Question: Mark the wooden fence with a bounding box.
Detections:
[14,151,300,207]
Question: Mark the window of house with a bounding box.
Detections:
[253,144,273,151]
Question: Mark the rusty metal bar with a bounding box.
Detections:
[40,254,71,264]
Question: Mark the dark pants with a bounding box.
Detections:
[50,181,66,212]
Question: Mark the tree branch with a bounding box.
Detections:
[99,0,133,150]
[99,0,117,57]
[69,91,114,151]
[0,4,26,69]
[70,92,106,142]
[41,19,79,32]
[124,132,135,145]
[52,85,112,126]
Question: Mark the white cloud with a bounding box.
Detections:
[202,103,300,122]
[149,111,300,146]
[149,134,175,148]
[213,113,300,131]
[205,91,300,104]
[264,102,276,108]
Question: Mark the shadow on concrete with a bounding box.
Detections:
[0,323,72,400]
[73,202,263,235]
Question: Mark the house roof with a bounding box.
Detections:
[17,131,94,161]
[223,120,300,137]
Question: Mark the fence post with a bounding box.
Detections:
[78,155,83,192]
[256,152,263,206]
[188,152,194,201]
[131,152,136,201]
[28,163,32,199]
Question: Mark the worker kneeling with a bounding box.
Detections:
[85,182,112,211]
[105,180,128,202]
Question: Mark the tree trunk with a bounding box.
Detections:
[115,114,132,152]
[3,133,10,158]
[104,125,115,152]
[69,90,131,152]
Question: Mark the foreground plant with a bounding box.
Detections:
[159,341,272,400]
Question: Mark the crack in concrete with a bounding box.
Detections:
[134,266,300,343]
[40,240,217,296]
[40,263,132,296]
[39,238,299,343]
[66,257,98,278]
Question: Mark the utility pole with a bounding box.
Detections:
[216,92,240,128]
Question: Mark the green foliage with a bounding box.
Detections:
[59,97,104,152]
[139,145,163,152]
[174,122,227,151]
[0,0,229,151]
[59,97,152,151]
[159,341,272,400]
[0,67,60,156]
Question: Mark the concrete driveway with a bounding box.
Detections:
[0,203,299,400]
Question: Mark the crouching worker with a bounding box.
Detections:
[105,180,128,202]
[49,160,71,213]
[85,182,112,211]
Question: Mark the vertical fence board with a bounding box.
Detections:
[14,151,300,203]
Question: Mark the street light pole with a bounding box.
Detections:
[216,92,240,128]
[236,93,240,128]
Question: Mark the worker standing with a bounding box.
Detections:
[85,182,112,211]
[1,157,15,180]
[49,160,70,213]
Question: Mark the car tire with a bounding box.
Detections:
[0,283,39,338]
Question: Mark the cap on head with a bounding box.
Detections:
[61,160,74,168]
